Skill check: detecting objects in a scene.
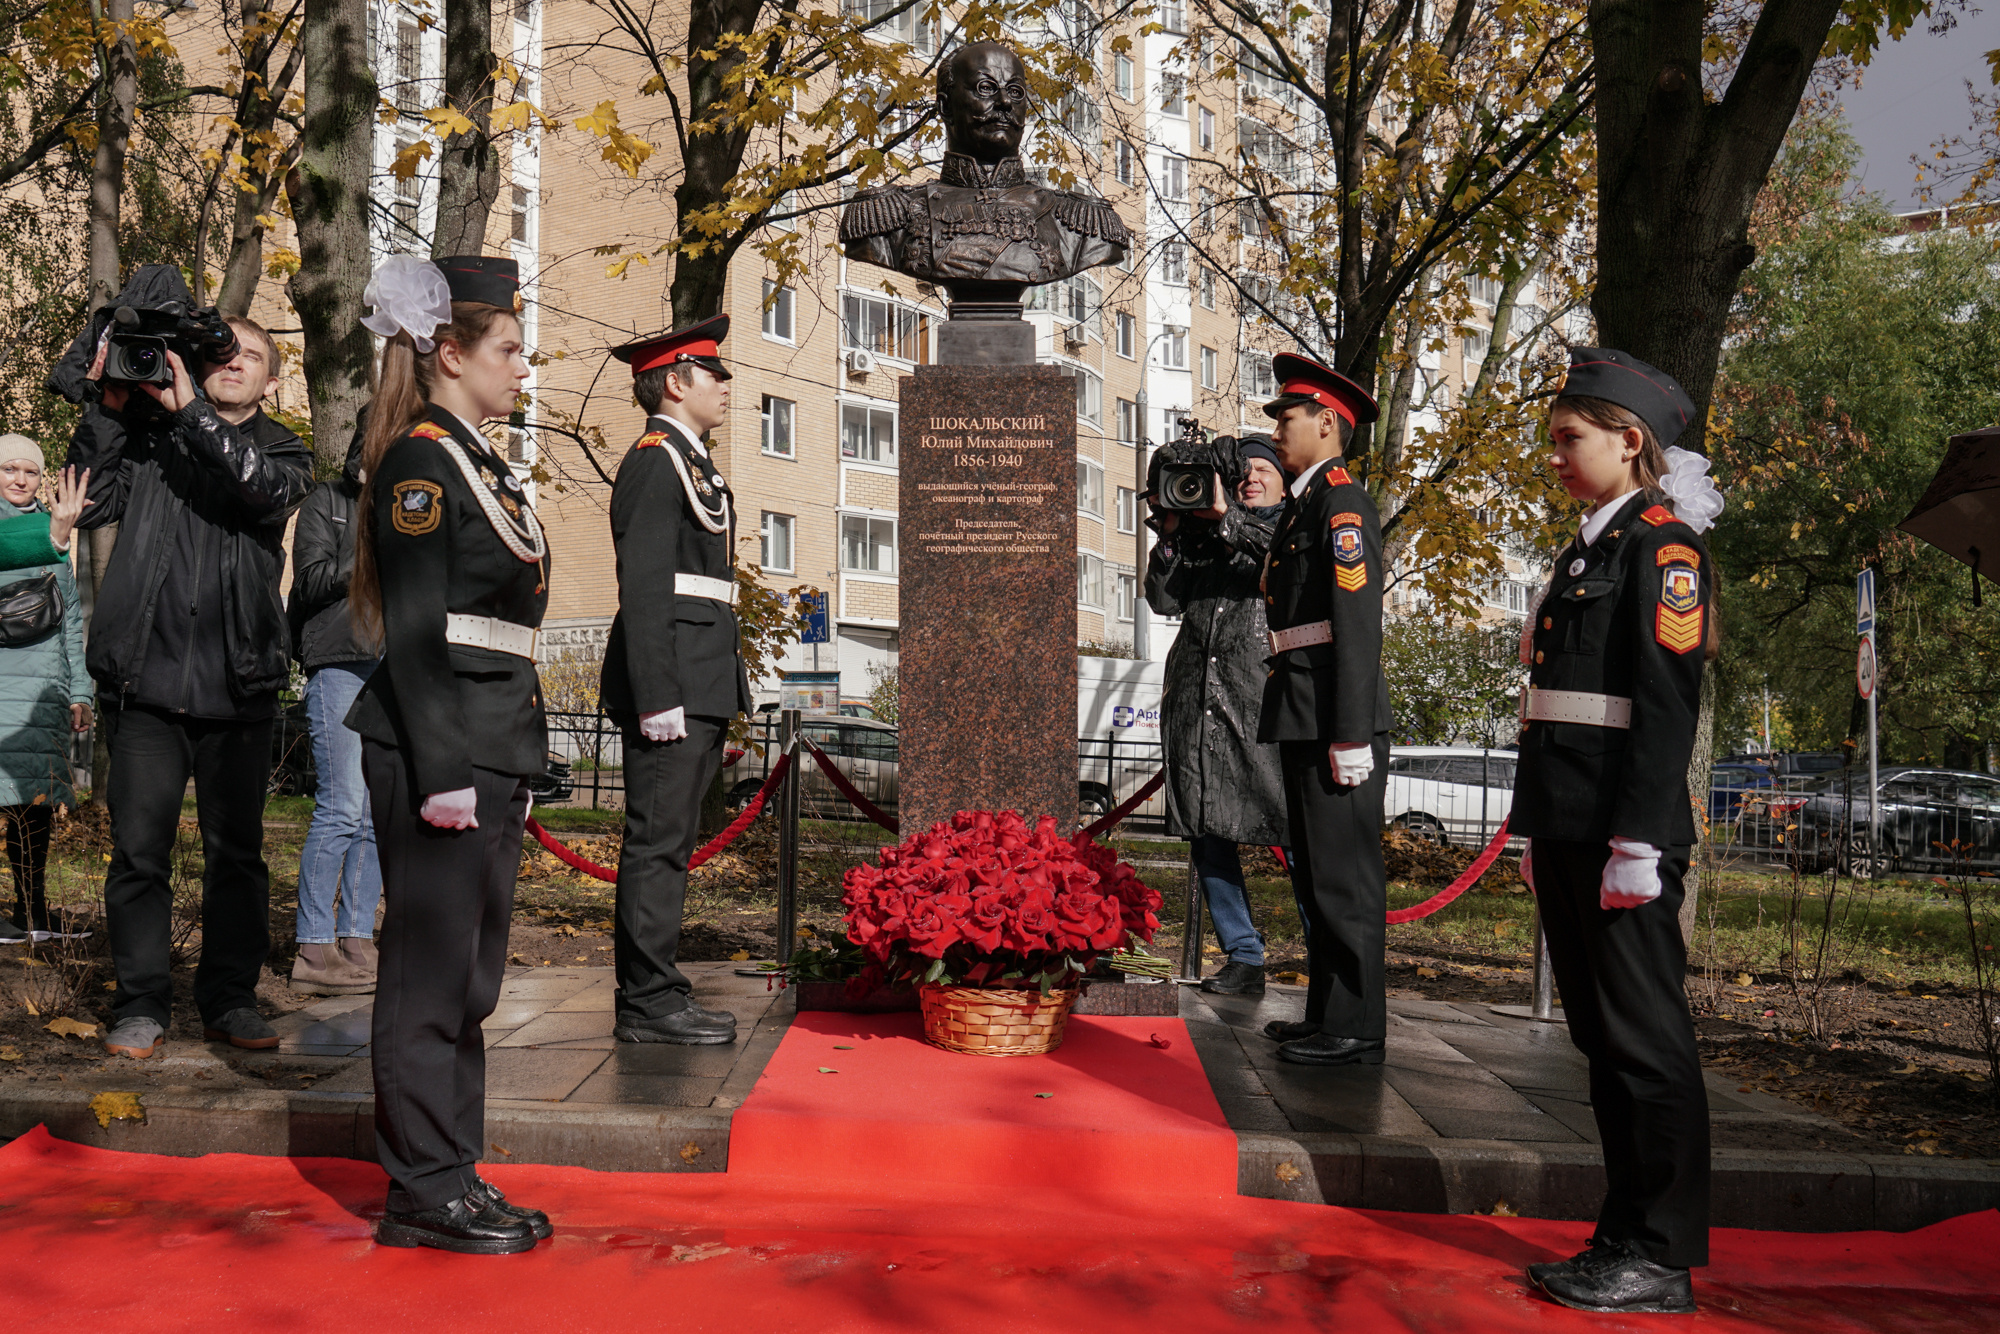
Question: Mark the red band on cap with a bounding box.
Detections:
[630,339,720,374]
[1279,378,1356,427]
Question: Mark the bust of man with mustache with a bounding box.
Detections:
[840,41,1130,298]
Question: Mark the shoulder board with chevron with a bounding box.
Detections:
[1639,504,1679,527]
[634,432,668,450]
[1324,466,1353,487]
[1655,605,1703,654]
[408,421,451,441]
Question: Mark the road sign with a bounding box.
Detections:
[1857,567,1875,636]
[1857,632,1876,699]
[800,590,830,644]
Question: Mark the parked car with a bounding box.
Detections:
[1709,761,1778,823]
[1737,764,2000,875]
[268,694,573,805]
[754,699,881,721]
[1384,746,1520,849]
[1721,750,1847,778]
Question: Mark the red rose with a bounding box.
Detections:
[963,892,1011,953]
[1055,890,1125,952]
[906,892,972,958]
[1011,898,1058,952]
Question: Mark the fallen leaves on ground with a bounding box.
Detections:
[44,1017,100,1040]
[88,1092,144,1128]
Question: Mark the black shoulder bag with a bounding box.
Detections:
[0,571,63,647]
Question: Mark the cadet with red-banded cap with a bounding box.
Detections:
[1253,352,1395,1068]
[601,316,752,1047]
[1514,348,1722,1315]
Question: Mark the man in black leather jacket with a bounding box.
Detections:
[66,317,315,1060]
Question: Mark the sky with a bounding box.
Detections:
[1837,9,2000,212]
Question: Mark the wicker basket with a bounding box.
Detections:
[918,983,1079,1057]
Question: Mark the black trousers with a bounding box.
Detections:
[613,715,727,1023]
[364,740,528,1213]
[1533,837,1710,1268]
[3,803,54,931]
[1279,734,1390,1039]
[102,701,273,1027]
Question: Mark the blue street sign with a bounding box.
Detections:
[801,590,830,644]
[1856,568,1875,637]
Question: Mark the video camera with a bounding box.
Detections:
[99,300,239,388]
[1148,414,1244,512]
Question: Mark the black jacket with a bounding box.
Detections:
[1256,461,1393,744]
[289,426,376,670]
[344,408,550,794]
[1511,491,1710,848]
[1145,503,1288,845]
[67,398,314,718]
[599,415,752,726]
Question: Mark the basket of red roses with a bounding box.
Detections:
[842,809,1164,1056]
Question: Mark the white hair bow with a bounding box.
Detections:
[360,254,453,353]
[1659,446,1724,535]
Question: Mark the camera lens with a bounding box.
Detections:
[122,344,159,378]
[1165,468,1210,507]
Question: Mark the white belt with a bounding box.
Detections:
[676,573,737,605]
[445,613,539,659]
[1521,686,1632,729]
[1268,621,1333,654]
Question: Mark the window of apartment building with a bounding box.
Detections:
[1198,106,1215,150]
[1027,271,1100,338]
[1116,397,1138,442]
[761,512,795,573]
[1161,327,1187,368]
[1116,572,1136,621]
[761,395,795,457]
[840,402,896,465]
[1468,274,1502,306]
[509,184,531,242]
[1115,311,1135,358]
[507,428,527,463]
[842,292,925,362]
[1199,344,1217,390]
[1198,265,1216,310]
[1060,91,1103,155]
[1067,366,1103,426]
[1077,552,1105,607]
[1114,54,1134,100]
[841,514,897,574]
[1239,117,1303,186]
[1490,579,1529,616]
[1115,486,1136,534]
[1077,458,1104,516]
[512,0,533,26]
[1462,327,1490,362]
[762,280,795,341]
[1157,153,1186,201]
[395,22,422,115]
[1239,38,1295,108]
[1114,139,1135,186]
[392,142,421,234]
[1160,241,1188,286]
[1242,351,1276,400]
[847,0,937,53]
[1158,0,1185,32]
[1159,73,1185,117]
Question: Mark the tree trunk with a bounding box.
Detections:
[431,0,500,256]
[288,0,378,473]
[218,0,306,318]
[667,0,760,325]
[1681,668,1714,944]
[88,0,137,309]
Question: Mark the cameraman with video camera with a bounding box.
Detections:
[1144,422,1291,996]
[53,267,314,1060]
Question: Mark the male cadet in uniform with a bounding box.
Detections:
[601,316,753,1045]
[1255,352,1395,1067]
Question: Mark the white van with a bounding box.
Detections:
[1077,655,1167,824]
[1385,746,1522,850]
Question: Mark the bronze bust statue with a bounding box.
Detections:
[840,42,1131,305]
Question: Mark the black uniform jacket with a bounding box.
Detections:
[1257,461,1393,745]
[345,407,549,794]
[1511,491,1710,848]
[599,415,753,727]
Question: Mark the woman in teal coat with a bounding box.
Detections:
[0,436,94,943]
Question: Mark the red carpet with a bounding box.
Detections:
[728,1013,1239,1201]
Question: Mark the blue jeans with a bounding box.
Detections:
[1191,834,1271,965]
[296,661,382,943]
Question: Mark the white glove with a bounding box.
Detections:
[1518,841,1535,892]
[1329,742,1375,788]
[420,787,480,830]
[640,706,687,743]
[1600,837,1662,909]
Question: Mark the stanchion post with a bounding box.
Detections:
[1531,909,1556,1020]
[1177,854,1204,981]
[776,708,801,968]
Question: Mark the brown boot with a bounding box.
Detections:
[290,941,372,996]
[337,937,379,992]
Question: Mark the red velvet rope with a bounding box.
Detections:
[523,750,796,884]
[801,738,900,834]
[1383,817,1512,924]
[1077,768,1165,840]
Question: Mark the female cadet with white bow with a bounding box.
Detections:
[1510,348,1723,1316]
[345,255,553,1255]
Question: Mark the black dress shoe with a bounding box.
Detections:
[1276,1033,1385,1066]
[375,1191,539,1254]
[615,1008,737,1045]
[1526,1237,1612,1287]
[1262,1019,1317,1042]
[470,1178,552,1240]
[1535,1241,1696,1314]
[688,1000,738,1027]
[1200,960,1267,995]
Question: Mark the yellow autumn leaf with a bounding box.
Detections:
[0,1046,21,1061]
[423,105,476,138]
[729,949,751,961]
[1416,966,1440,979]
[45,1016,102,1040]
[390,140,433,181]
[90,1092,146,1128]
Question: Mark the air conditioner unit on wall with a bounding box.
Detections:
[846,348,876,375]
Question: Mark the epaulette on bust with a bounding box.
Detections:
[407,421,450,441]
[839,188,912,243]
[1051,194,1132,244]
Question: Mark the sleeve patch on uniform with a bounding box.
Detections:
[1329,510,1362,527]
[1656,605,1703,653]
[1656,543,1699,567]
[1639,504,1676,527]
[635,432,667,449]
[1335,562,1368,592]
[390,480,443,536]
[1331,525,1365,563]
[1661,566,1699,613]
[408,421,451,440]
[1324,466,1353,487]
